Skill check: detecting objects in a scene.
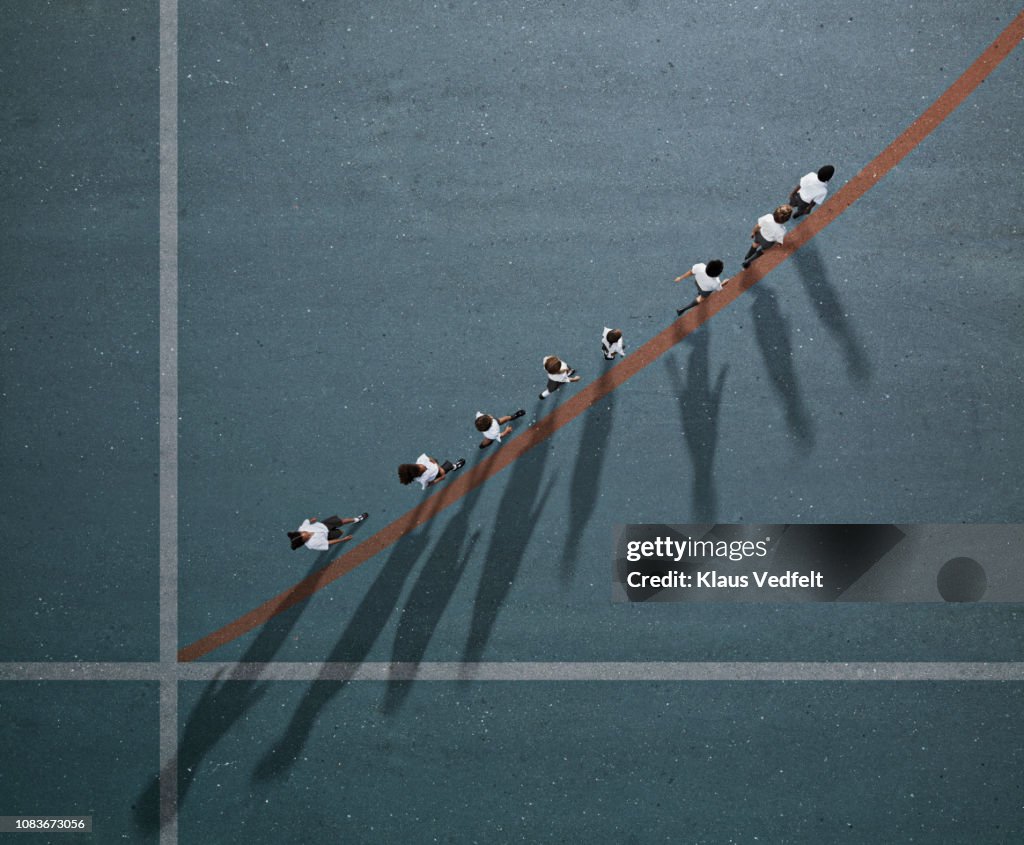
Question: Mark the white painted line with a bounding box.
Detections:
[3,661,1023,683]
[159,2,179,668]
[0,663,164,681]
[159,1,179,843]
[172,661,1024,682]
[159,678,178,844]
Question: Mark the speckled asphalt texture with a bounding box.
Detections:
[1,1,1023,842]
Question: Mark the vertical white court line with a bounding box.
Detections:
[159,0,179,842]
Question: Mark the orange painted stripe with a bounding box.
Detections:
[179,9,1024,663]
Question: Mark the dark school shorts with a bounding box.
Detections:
[789,189,813,213]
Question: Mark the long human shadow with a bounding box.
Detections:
[252,500,436,781]
[380,484,485,714]
[793,241,872,383]
[559,359,616,582]
[463,398,557,663]
[663,327,728,522]
[133,520,371,832]
[750,284,815,448]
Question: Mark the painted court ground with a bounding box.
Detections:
[2,1,1023,842]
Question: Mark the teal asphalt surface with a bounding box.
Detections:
[1,2,159,662]
[2,1,1023,842]
[175,681,1024,844]
[0,683,158,842]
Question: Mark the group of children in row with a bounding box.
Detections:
[392,330,627,495]
[289,166,835,548]
[674,165,835,315]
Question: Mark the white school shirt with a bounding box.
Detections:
[602,327,625,357]
[757,213,787,244]
[691,263,723,293]
[797,172,828,205]
[414,453,440,489]
[543,357,573,383]
[476,412,502,442]
[298,518,330,551]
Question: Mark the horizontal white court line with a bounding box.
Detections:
[175,661,1024,682]
[2,662,1024,682]
[0,663,166,681]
